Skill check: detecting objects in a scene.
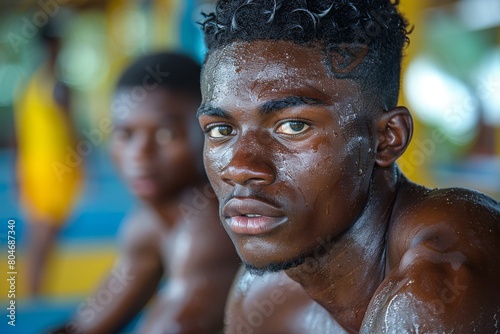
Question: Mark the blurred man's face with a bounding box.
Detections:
[111,88,201,202]
[199,40,378,274]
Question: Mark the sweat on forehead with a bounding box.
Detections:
[201,41,362,108]
[200,0,410,109]
[203,41,320,80]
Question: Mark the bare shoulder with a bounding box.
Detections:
[362,183,500,333]
[178,190,238,270]
[388,183,500,266]
[180,183,223,231]
[226,267,344,334]
[118,207,163,256]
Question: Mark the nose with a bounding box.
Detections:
[220,134,275,186]
[129,132,155,163]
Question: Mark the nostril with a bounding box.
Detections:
[221,161,275,186]
[220,136,275,186]
[129,135,156,161]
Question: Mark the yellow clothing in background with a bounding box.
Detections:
[15,67,83,225]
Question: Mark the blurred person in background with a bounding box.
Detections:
[50,52,239,334]
[14,19,84,296]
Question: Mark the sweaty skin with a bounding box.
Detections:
[64,89,239,334]
[225,267,345,333]
[199,41,500,333]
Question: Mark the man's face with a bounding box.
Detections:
[111,88,201,202]
[199,41,377,272]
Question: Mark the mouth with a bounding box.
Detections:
[222,198,287,235]
[128,175,159,196]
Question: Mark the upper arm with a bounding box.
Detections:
[118,211,163,265]
[73,212,163,334]
[363,189,500,333]
[363,254,500,333]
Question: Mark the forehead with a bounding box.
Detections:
[202,40,360,106]
[112,88,195,125]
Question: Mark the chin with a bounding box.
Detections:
[135,192,163,203]
[243,254,307,277]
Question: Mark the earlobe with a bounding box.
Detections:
[374,107,413,168]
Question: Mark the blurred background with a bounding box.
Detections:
[0,0,498,333]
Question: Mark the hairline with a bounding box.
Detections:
[202,39,384,112]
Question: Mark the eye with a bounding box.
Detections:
[206,125,236,138]
[276,121,310,135]
[155,128,174,145]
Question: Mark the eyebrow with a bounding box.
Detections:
[196,96,326,118]
[196,105,229,118]
[258,96,326,115]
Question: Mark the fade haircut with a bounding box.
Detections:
[116,52,201,101]
[200,0,410,109]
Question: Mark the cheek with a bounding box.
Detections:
[159,142,196,169]
[343,135,373,174]
[285,137,367,215]
[159,152,197,189]
[274,140,341,212]
[301,152,341,207]
[332,136,373,210]
[109,142,125,171]
[203,144,232,178]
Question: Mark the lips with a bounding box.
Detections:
[128,175,159,196]
[222,198,287,235]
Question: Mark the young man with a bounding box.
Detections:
[55,52,239,334]
[197,1,500,333]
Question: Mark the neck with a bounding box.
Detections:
[285,166,401,332]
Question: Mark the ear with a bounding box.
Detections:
[374,107,413,168]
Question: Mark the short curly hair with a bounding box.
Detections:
[116,52,201,101]
[200,0,410,109]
